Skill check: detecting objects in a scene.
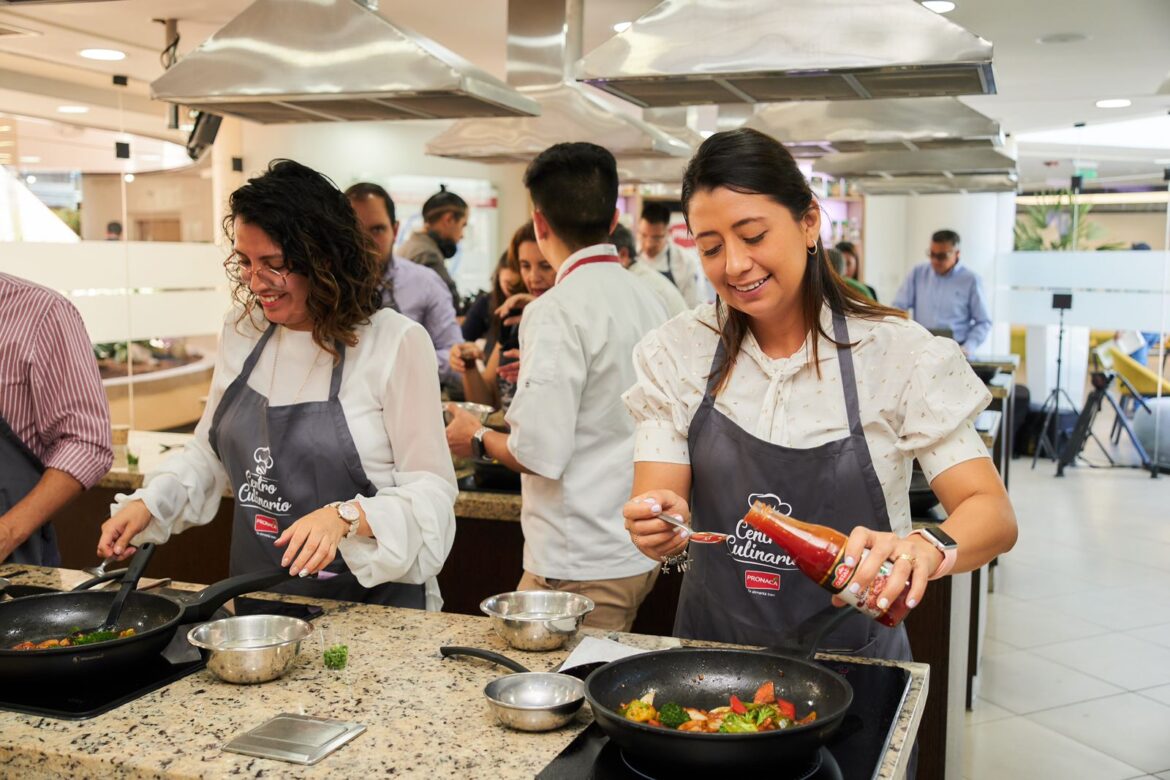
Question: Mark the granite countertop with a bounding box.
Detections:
[98,432,522,523]
[0,566,928,779]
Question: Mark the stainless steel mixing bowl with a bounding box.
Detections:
[187,614,312,684]
[483,672,585,732]
[479,590,595,651]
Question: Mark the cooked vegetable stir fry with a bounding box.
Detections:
[11,627,136,651]
[618,681,817,733]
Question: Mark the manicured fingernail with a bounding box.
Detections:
[114,546,122,555]
[848,583,860,595]
[907,598,918,608]
[844,556,856,567]
[289,568,298,577]
[878,598,889,610]
[298,570,309,578]
[281,557,289,566]
[674,527,688,536]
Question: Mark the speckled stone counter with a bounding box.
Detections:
[0,566,927,779]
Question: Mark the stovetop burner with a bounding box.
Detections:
[537,660,910,780]
[0,594,321,720]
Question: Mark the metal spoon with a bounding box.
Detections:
[84,556,116,578]
[655,513,732,544]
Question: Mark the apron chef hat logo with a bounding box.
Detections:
[748,492,792,516]
[253,447,273,477]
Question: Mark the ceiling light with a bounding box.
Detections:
[18,155,39,163]
[25,175,36,184]
[123,173,135,183]
[1037,32,1088,45]
[1095,98,1132,109]
[921,1,955,13]
[612,21,632,33]
[79,48,126,61]
[57,105,90,114]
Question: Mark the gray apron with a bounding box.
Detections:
[209,324,425,607]
[659,246,677,287]
[0,413,59,566]
[676,311,912,661]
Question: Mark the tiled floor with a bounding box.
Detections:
[963,425,1170,779]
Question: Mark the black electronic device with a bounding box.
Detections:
[1052,292,1073,310]
[185,111,222,161]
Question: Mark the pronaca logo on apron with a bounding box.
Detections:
[726,493,798,594]
[237,447,292,536]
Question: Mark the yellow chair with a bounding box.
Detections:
[1109,347,1170,398]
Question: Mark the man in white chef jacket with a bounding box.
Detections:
[445,142,668,631]
[637,201,705,307]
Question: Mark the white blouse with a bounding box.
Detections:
[622,304,992,534]
[113,307,457,610]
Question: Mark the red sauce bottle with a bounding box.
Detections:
[743,501,911,628]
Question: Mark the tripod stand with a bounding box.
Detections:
[1032,303,1094,470]
[1056,365,1154,476]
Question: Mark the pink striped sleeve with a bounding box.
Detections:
[28,297,113,488]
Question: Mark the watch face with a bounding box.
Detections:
[338,502,360,522]
[923,526,958,549]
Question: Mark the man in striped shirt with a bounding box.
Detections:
[1,273,112,564]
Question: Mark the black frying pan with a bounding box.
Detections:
[0,568,291,683]
[583,608,855,771]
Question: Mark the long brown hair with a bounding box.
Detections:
[486,221,534,346]
[224,159,381,362]
[681,129,904,394]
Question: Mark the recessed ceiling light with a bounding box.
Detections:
[79,48,126,61]
[25,175,36,184]
[612,21,632,33]
[123,173,135,183]
[921,1,956,13]
[57,105,89,114]
[1037,32,1088,45]
[18,155,39,163]
[1095,98,1132,109]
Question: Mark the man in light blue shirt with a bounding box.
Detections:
[347,182,463,382]
[892,229,991,355]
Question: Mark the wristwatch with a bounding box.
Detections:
[328,500,361,538]
[909,526,958,580]
[471,426,490,460]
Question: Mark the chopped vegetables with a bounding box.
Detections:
[11,627,135,651]
[323,643,349,670]
[617,680,816,734]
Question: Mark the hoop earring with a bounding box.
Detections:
[807,243,818,255]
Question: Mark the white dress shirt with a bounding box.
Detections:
[638,243,704,307]
[506,244,668,580]
[112,307,457,610]
[623,304,992,534]
[628,261,688,318]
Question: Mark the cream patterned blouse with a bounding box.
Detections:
[622,304,992,535]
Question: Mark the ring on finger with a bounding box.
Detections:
[897,553,916,565]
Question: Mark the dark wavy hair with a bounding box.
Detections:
[223,159,381,361]
[681,129,904,393]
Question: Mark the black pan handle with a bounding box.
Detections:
[180,569,293,623]
[71,568,129,592]
[440,645,530,673]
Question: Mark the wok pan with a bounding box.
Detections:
[583,608,855,771]
[0,568,291,683]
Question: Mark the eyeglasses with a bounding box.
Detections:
[927,250,956,261]
[229,256,292,289]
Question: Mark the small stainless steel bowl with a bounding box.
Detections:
[484,672,585,732]
[187,614,312,684]
[447,402,495,424]
[480,590,595,651]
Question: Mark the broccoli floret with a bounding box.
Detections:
[622,699,657,723]
[719,712,759,733]
[657,702,689,729]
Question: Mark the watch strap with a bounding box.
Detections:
[910,528,958,580]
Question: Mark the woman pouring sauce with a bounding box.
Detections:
[98,160,457,607]
[622,129,1017,658]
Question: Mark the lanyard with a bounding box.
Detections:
[559,254,620,283]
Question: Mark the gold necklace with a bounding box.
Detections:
[268,326,324,404]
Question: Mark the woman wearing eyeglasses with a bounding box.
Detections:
[97,160,457,608]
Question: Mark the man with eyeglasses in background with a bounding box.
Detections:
[892,229,991,356]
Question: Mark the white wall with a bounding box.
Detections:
[863,192,1017,354]
[81,169,214,243]
[238,119,531,287]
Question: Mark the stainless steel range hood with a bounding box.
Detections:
[577,0,996,107]
[425,0,690,162]
[615,156,689,184]
[854,173,1019,195]
[745,97,1003,158]
[813,147,1017,178]
[150,0,540,124]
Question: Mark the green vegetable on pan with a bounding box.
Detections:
[657,702,690,730]
[323,643,349,670]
